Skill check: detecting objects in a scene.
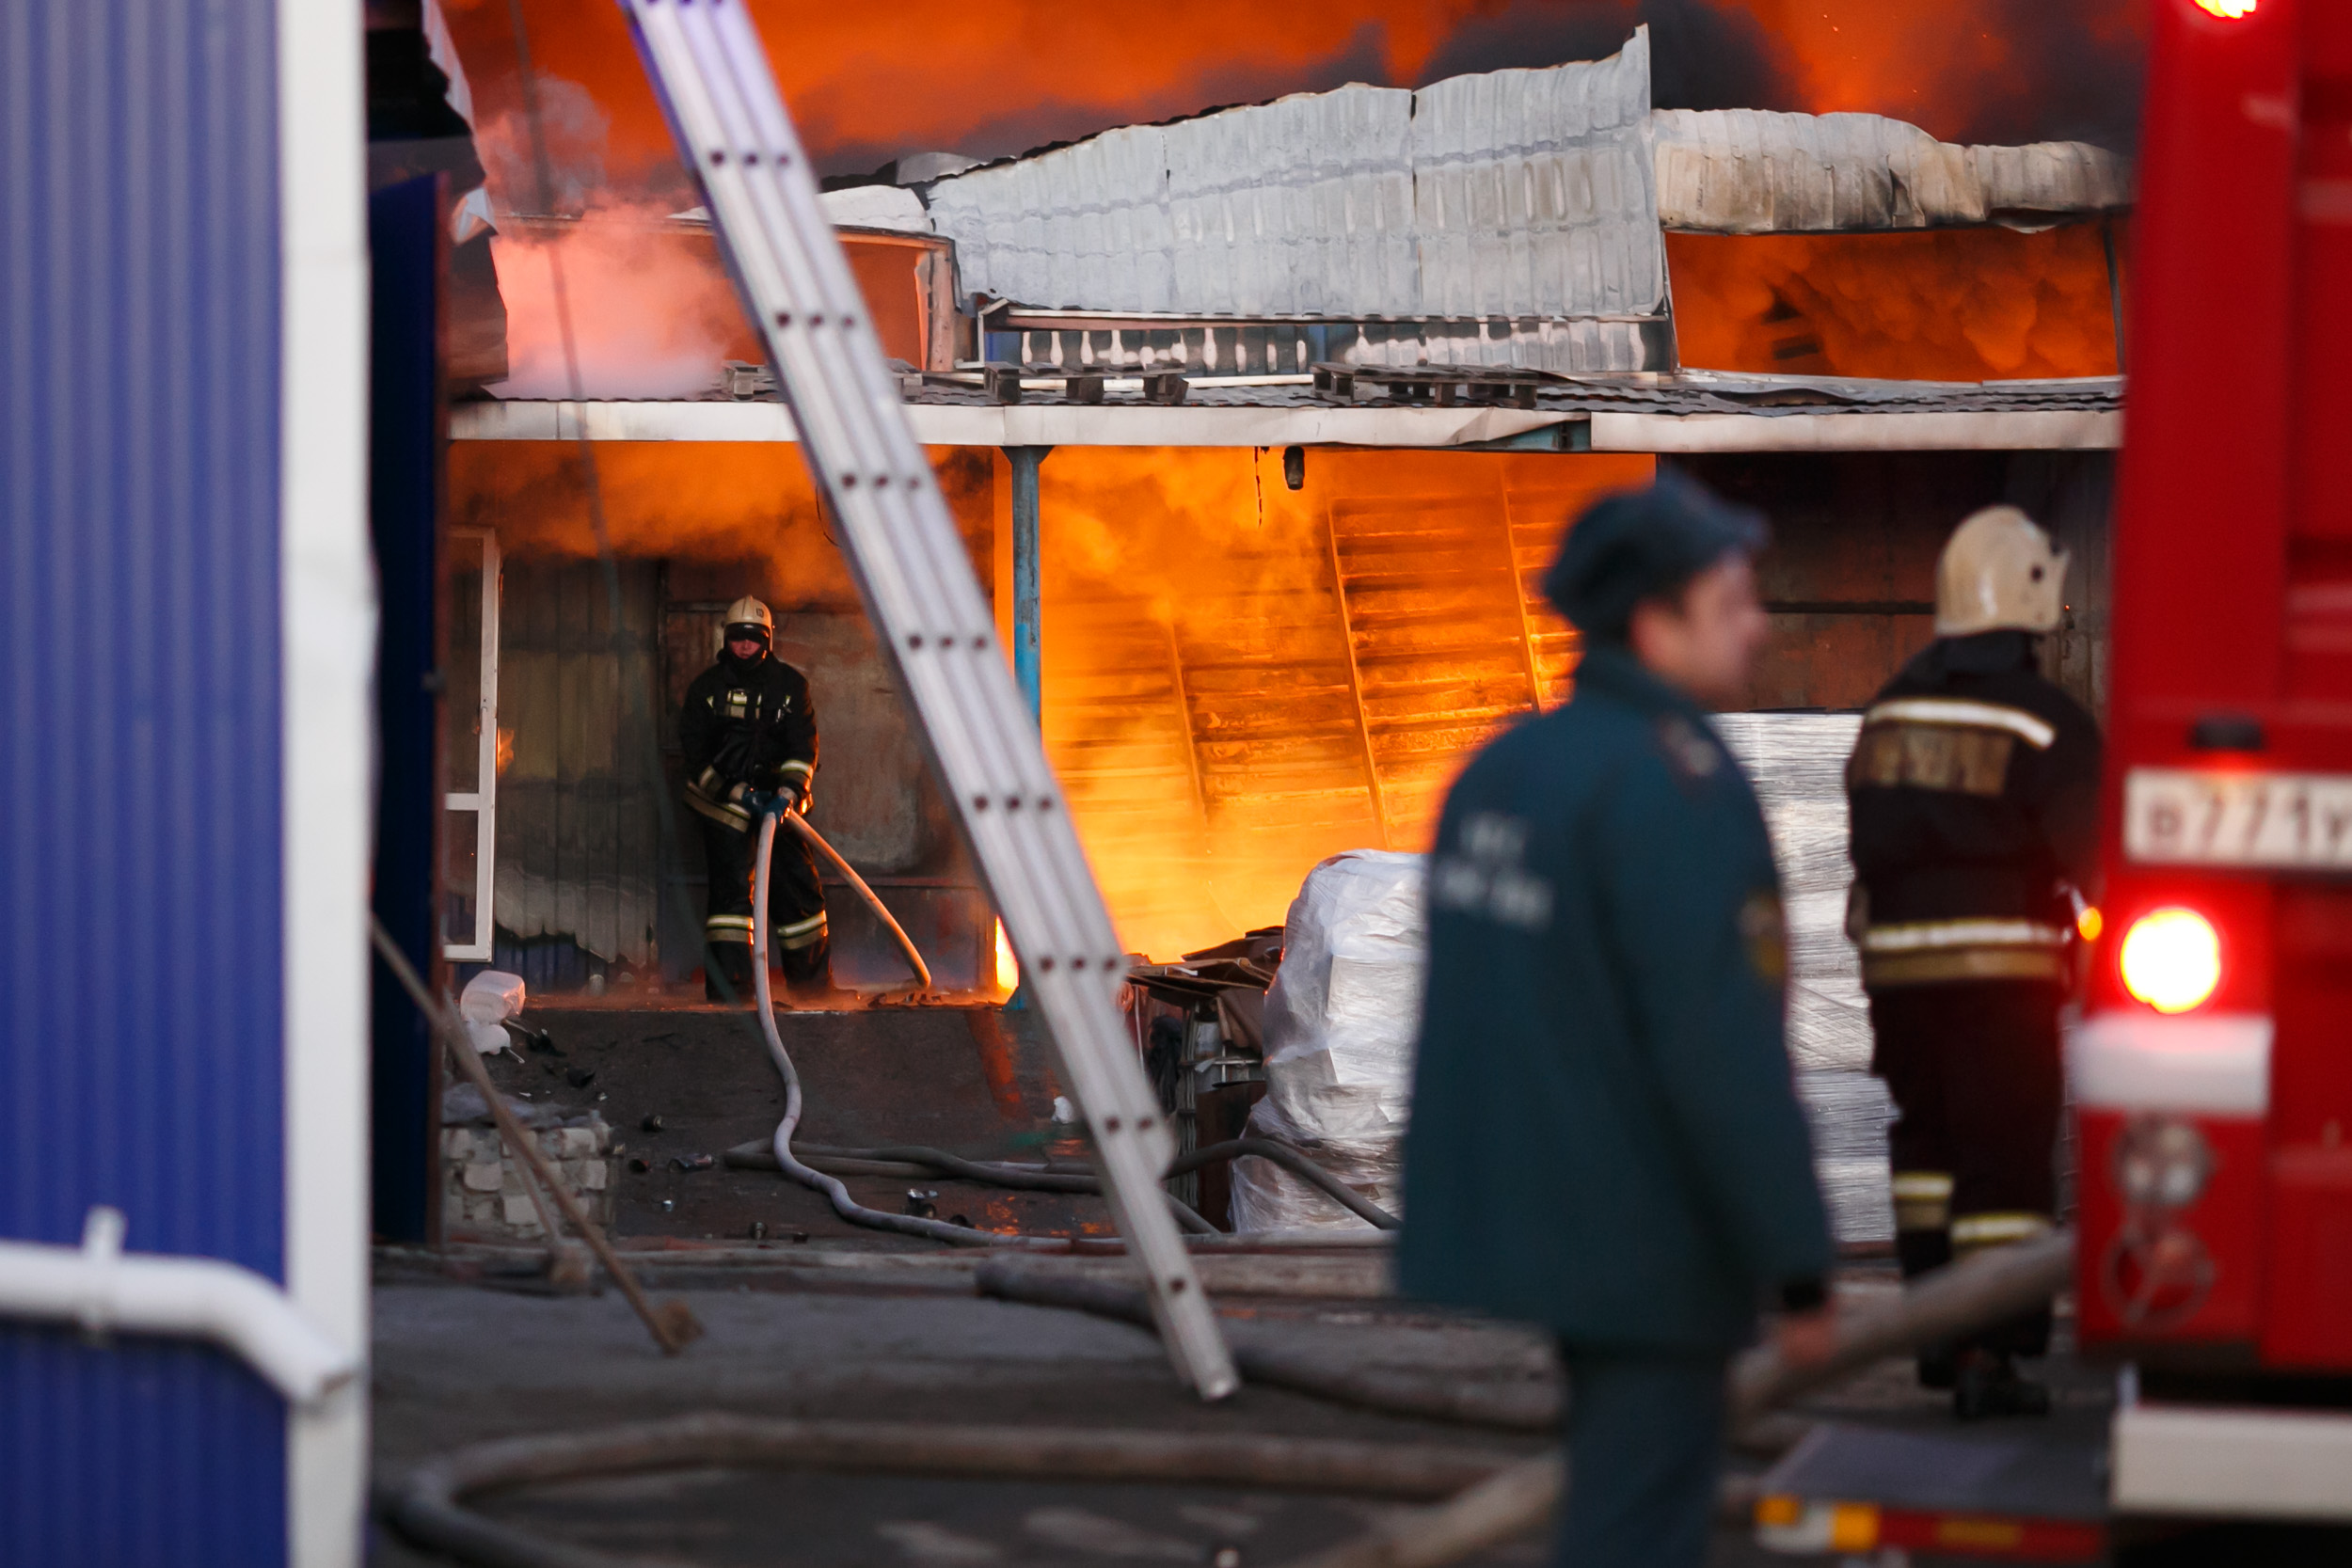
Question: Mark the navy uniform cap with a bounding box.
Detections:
[1542,471,1768,642]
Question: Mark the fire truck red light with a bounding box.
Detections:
[2192,0,2258,18]
[2121,909,2223,1014]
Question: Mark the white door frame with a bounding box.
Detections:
[442,528,501,961]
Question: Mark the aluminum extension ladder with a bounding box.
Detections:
[617,0,1237,1400]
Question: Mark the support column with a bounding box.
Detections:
[1007,445,1053,725]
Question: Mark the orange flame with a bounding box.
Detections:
[455,437,1649,961]
[1031,445,1650,958]
[1667,224,2122,382]
[993,919,1019,994]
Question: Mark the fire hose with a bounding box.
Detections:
[746,807,1218,1245]
[745,807,1393,1239]
[719,1136,1400,1231]
[389,1417,1522,1568]
[766,799,931,993]
[389,1234,2075,1568]
[1281,1229,2079,1568]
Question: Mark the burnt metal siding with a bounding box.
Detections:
[496,561,663,967]
[1,0,289,1562]
[1653,108,2132,234]
[2007,450,2115,721]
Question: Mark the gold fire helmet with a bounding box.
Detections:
[723,596,774,635]
[1935,506,2068,637]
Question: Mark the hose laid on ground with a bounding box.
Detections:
[1280,1230,2080,1568]
[389,1414,1524,1568]
[746,813,1217,1244]
[386,1238,2075,1568]
[751,813,1045,1249]
[722,1135,1400,1231]
[977,1258,1558,1432]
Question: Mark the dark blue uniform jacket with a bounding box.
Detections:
[1396,646,1835,1351]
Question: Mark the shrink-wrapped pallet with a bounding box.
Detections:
[1230,851,1424,1232]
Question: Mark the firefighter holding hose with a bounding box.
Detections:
[1401,475,1836,1568]
[681,596,832,1002]
[1846,507,2101,1418]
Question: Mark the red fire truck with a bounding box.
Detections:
[1755,5,2352,1555]
[2074,0,2352,1523]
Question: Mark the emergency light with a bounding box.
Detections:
[2192,0,2259,19]
[2119,907,2222,1014]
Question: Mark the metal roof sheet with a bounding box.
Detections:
[924,29,1662,330]
[1653,108,2131,233]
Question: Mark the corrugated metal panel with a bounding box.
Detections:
[1654,108,2132,233]
[0,1,290,1561]
[926,30,1661,372]
[495,562,663,967]
[1408,47,1659,319]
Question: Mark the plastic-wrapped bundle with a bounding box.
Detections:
[1712,713,1869,1072]
[1229,851,1424,1233]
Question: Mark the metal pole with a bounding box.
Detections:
[1009,445,1050,726]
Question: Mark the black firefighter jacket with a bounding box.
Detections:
[1397,645,1835,1352]
[1845,631,2102,990]
[679,650,818,831]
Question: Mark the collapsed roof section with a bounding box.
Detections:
[463,32,2135,453]
[1653,109,2133,234]
[896,29,2131,385]
[913,26,2133,302]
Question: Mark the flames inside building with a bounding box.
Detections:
[415,24,2124,1006]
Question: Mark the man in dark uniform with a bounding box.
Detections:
[679,595,830,1002]
[1846,506,2101,1418]
[1401,474,1836,1568]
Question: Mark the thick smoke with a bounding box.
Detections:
[1928,0,2144,153]
[474,72,612,215]
[468,71,748,399]
[1417,0,1797,114]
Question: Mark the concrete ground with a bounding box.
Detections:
[473,1004,1105,1249]
[367,1251,2139,1567]
[376,1003,2153,1567]
[369,1264,1553,1567]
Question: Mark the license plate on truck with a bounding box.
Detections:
[2125,767,2352,868]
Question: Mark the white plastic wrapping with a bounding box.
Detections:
[1712,714,1869,1073]
[458,969,527,1056]
[1226,720,1891,1240]
[1230,851,1425,1233]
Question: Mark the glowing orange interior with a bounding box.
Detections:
[456,441,1652,959]
[1667,224,2123,382]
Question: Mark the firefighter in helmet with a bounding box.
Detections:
[679,596,830,1002]
[1846,507,2102,1418]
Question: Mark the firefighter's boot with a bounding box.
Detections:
[704,940,756,1005]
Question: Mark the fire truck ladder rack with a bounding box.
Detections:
[616,0,1238,1401]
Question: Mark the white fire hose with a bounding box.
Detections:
[749,807,1055,1247]
[767,800,931,992]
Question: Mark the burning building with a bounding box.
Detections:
[439,24,2124,999]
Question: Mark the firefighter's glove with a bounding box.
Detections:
[748,788,802,819]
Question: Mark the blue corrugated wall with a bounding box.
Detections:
[1,2,290,1561]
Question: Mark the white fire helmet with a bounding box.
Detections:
[723,595,774,644]
[1935,507,2068,637]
